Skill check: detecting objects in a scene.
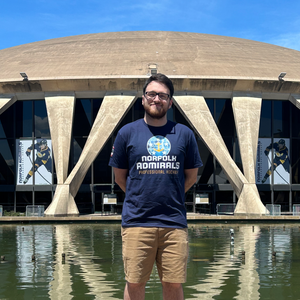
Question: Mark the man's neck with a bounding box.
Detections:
[144,114,168,127]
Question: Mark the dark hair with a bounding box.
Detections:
[143,73,174,98]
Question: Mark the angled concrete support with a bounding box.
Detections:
[173,94,265,215]
[289,94,300,109]
[45,184,79,217]
[0,96,17,115]
[232,95,265,214]
[232,95,261,183]
[45,94,75,184]
[45,92,137,216]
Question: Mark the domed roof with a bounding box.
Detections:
[0,31,300,82]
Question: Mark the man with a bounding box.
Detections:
[23,139,52,184]
[261,139,289,184]
[109,73,202,300]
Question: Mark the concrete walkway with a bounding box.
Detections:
[1,213,300,224]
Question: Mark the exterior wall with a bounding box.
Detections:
[1,90,300,216]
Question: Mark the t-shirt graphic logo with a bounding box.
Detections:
[147,136,171,156]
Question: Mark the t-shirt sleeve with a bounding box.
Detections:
[108,132,129,169]
[184,132,203,169]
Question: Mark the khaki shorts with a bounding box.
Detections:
[121,227,188,283]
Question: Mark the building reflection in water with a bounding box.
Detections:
[48,225,72,300]
[187,225,261,300]
[236,226,260,300]
[0,223,298,299]
[16,225,54,288]
[49,225,119,299]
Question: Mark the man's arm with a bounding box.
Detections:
[184,168,198,192]
[113,167,128,192]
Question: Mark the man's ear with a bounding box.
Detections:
[142,95,145,106]
[168,98,173,109]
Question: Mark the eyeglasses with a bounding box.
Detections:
[144,91,170,101]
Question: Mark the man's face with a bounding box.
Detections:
[40,144,46,150]
[142,81,172,119]
[278,143,284,150]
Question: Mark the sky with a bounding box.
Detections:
[1,0,300,51]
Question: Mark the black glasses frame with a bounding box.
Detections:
[144,92,170,101]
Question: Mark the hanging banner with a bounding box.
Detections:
[256,138,290,184]
[16,139,53,185]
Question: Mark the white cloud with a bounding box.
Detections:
[268,32,300,51]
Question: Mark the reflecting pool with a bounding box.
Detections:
[1,223,300,299]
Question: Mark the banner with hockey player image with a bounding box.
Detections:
[256,138,290,184]
[16,139,53,185]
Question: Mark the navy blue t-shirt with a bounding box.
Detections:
[109,119,203,228]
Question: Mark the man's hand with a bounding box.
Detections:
[264,149,269,156]
[26,150,31,156]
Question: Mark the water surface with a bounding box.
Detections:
[1,223,300,299]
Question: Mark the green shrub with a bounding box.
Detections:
[3,211,25,217]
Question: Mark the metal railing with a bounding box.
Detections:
[293,204,300,216]
[26,205,45,217]
[265,204,281,216]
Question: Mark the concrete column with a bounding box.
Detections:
[232,95,262,183]
[45,94,75,184]
[0,96,17,115]
[289,94,300,109]
[173,94,265,215]
[45,93,137,216]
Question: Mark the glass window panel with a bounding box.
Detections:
[81,100,92,125]
[0,122,5,138]
[215,137,233,184]
[216,99,235,137]
[73,137,91,184]
[167,105,174,121]
[133,98,144,121]
[216,191,233,204]
[273,101,290,138]
[291,139,300,184]
[235,138,243,173]
[291,104,300,137]
[16,191,32,212]
[292,191,300,205]
[34,100,50,137]
[94,137,113,184]
[173,105,189,127]
[196,137,214,184]
[0,139,15,184]
[215,161,230,184]
[258,191,271,206]
[205,99,214,116]
[34,191,52,209]
[259,100,271,137]
[92,99,103,122]
[52,156,57,185]
[115,105,133,133]
[274,191,289,212]
[0,105,14,138]
[73,99,92,137]
[75,191,93,214]
[0,192,14,211]
[16,101,33,138]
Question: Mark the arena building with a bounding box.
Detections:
[0,31,300,216]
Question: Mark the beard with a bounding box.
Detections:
[144,104,168,119]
